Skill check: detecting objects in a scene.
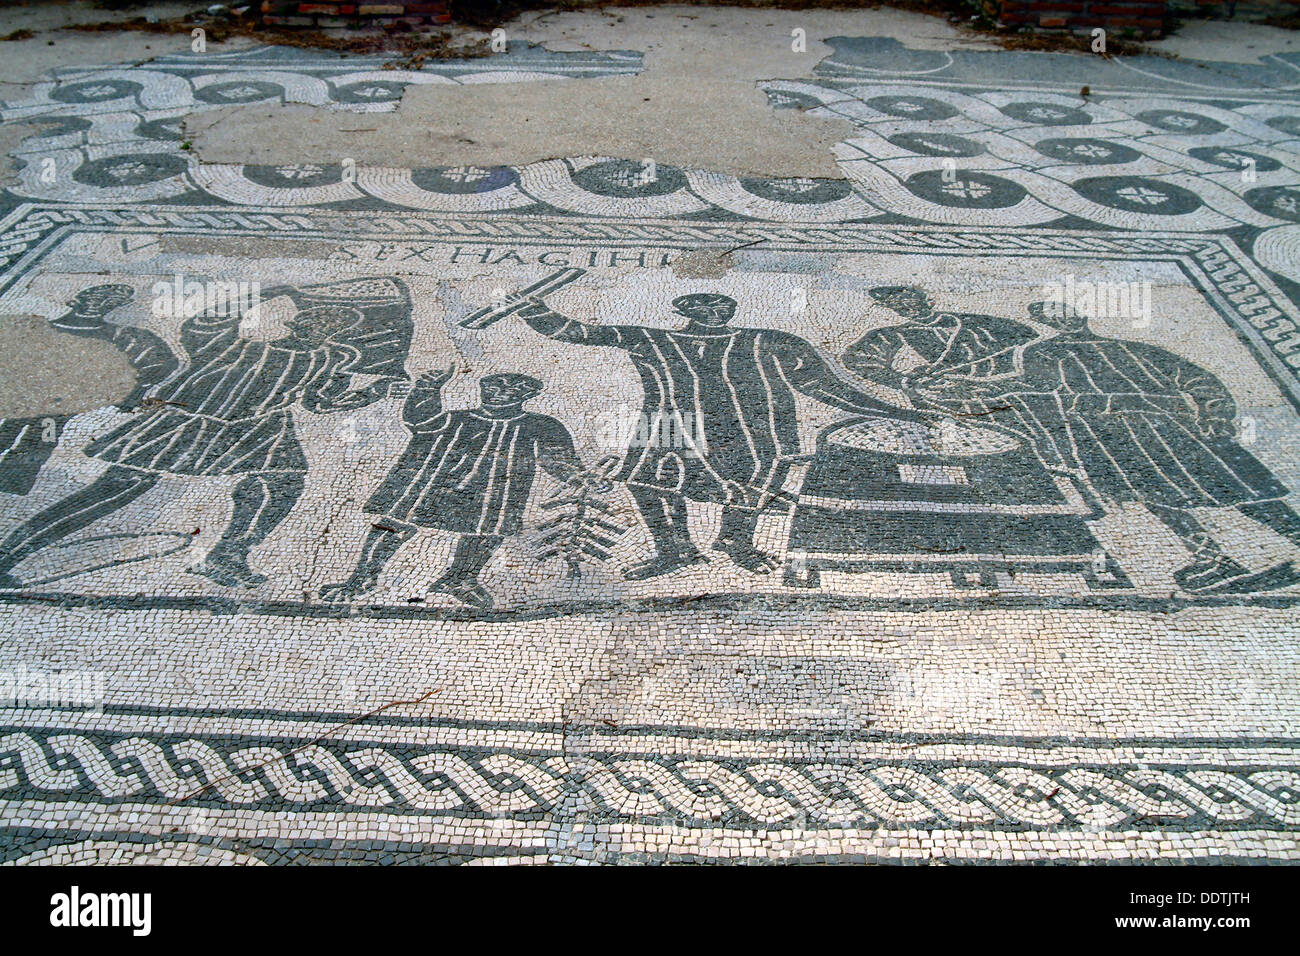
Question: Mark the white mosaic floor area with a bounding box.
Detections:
[0,39,1298,864]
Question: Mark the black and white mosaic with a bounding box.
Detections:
[0,39,1298,864]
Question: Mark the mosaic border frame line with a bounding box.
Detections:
[1,203,1298,619]
[1,705,1296,837]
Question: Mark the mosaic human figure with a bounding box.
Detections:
[320,371,600,609]
[843,285,1037,398]
[0,284,177,496]
[517,291,924,579]
[0,278,413,590]
[945,302,1300,593]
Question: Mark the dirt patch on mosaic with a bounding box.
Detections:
[0,314,136,418]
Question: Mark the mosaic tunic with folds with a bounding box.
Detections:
[367,401,583,536]
[85,311,360,476]
[940,332,1289,508]
[522,312,885,509]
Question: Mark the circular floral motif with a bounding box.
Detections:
[1187,146,1281,173]
[887,132,984,157]
[904,169,1026,208]
[50,79,142,103]
[331,81,407,104]
[72,153,188,187]
[242,164,345,188]
[1264,116,1300,136]
[1135,110,1225,135]
[570,159,687,197]
[410,165,520,194]
[764,89,823,111]
[1244,186,1300,223]
[739,177,853,203]
[26,117,92,138]
[135,117,184,142]
[1000,102,1092,126]
[1034,137,1140,165]
[865,95,958,120]
[195,81,284,104]
[1073,176,1202,215]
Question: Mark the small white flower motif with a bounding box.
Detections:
[1028,107,1067,121]
[440,166,493,184]
[217,85,268,100]
[1161,114,1199,128]
[1210,150,1243,166]
[890,100,926,113]
[1275,193,1299,215]
[941,178,991,200]
[765,178,821,196]
[77,84,122,99]
[1072,144,1113,159]
[274,164,324,180]
[351,85,399,100]
[1116,185,1169,206]
[607,166,656,190]
[105,160,150,181]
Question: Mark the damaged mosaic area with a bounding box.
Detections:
[0,37,1298,865]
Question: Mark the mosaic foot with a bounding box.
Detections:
[1194,561,1300,595]
[319,577,378,603]
[713,543,779,574]
[187,557,266,588]
[429,575,494,610]
[622,551,708,581]
[1173,554,1252,593]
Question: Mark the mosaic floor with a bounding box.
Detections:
[1,33,1299,864]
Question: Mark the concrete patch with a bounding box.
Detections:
[159,235,340,259]
[189,73,856,178]
[0,119,31,186]
[185,7,987,178]
[0,314,136,417]
[670,248,736,278]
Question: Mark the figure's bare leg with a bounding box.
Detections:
[430,534,502,609]
[713,505,777,574]
[190,472,305,587]
[319,520,416,601]
[1226,499,1300,591]
[1147,503,1248,592]
[623,487,707,580]
[0,466,158,588]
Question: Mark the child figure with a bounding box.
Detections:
[321,369,601,609]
